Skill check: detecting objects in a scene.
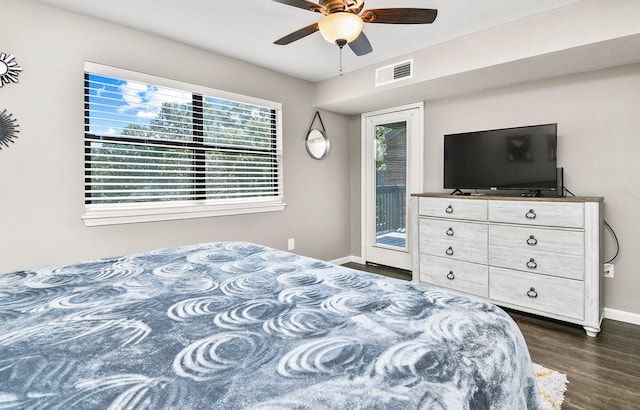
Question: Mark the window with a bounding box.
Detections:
[83,63,284,226]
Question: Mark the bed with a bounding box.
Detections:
[0,242,540,409]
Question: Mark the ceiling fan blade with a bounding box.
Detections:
[274,23,320,45]
[361,8,438,24]
[349,32,373,56]
[271,0,324,13]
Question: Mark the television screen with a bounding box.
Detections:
[444,123,557,192]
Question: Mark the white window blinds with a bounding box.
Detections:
[83,62,284,225]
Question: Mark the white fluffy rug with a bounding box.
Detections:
[533,363,568,410]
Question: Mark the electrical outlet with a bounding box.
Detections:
[287,238,295,251]
[604,263,614,278]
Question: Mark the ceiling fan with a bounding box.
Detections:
[272,0,438,56]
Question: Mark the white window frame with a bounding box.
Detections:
[82,62,285,226]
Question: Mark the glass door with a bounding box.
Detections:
[374,121,407,249]
[362,104,423,271]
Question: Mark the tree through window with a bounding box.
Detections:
[83,63,284,226]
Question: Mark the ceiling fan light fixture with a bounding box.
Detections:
[318,12,363,44]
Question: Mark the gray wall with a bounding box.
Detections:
[335,0,640,319]
[0,0,353,273]
[3,0,638,319]
[422,64,639,316]
[348,64,640,316]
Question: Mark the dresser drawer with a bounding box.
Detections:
[420,218,487,243]
[419,197,487,221]
[489,225,584,256]
[489,267,584,320]
[420,256,488,298]
[419,219,487,264]
[489,244,584,280]
[488,200,584,228]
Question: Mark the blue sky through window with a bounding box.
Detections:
[87,73,191,137]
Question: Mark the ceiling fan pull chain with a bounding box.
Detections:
[336,38,347,76]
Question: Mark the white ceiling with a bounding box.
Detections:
[34,0,581,82]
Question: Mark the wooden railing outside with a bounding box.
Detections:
[376,185,406,235]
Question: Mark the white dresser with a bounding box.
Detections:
[411,193,604,336]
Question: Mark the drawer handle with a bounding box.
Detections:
[446,227,454,236]
[527,235,538,246]
[525,209,537,219]
[527,287,538,299]
[447,271,455,280]
[445,205,454,214]
[526,258,537,269]
[445,246,454,256]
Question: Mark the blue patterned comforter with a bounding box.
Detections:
[0,242,540,409]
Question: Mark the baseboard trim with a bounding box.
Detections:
[330,255,364,266]
[604,307,640,326]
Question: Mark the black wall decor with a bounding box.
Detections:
[0,109,19,149]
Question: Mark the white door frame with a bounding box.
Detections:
[361,102,424,270]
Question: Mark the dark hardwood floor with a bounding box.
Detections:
[344,262,640,410]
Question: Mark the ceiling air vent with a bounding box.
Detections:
[375,59,413,87]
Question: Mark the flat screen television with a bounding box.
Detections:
[444,123,558,195]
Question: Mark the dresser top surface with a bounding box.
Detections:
[411,192,604,203]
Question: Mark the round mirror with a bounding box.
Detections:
[0,61,8,76]
[305,128,330,160]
